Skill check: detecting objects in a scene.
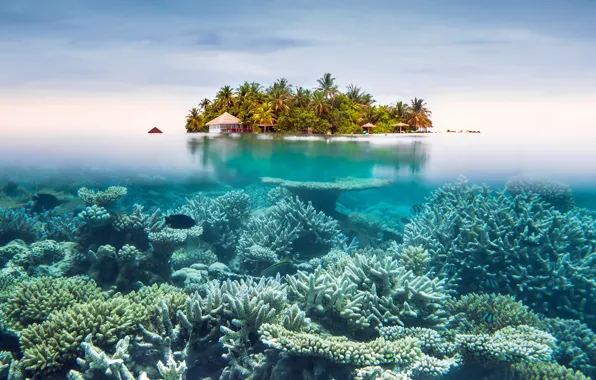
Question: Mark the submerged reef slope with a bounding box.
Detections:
[402,177,596,327]
[1,177,596,379]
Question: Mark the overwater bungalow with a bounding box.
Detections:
[206,112,253,133]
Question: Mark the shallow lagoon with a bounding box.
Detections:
[1,133,596,379]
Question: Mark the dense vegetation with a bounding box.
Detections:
[185,73,432,134]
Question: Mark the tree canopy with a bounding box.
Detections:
[185,74,432,134]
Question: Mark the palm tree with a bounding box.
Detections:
[185,107,203,132]
[293,87,312,108]
[316,72,338,99]
[199,98,211,111]
[216,85,235,110]
[407,98,432,131]
[345,84,362,102]
[361,106,379,124]
[268,78,293,115]
[254,102,276,131]
[393,101,410,120]
[310,91,331,116]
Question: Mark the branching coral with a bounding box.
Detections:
[15,283,186,376]
[456,325,555,364]
[287,253,449,331]
[505,175,575,212]
[444,293,540,334]
[237,196,340,265]
[78,186,128,208]
[2,276,104,330]
[0,208,43,245]
[259,323,423,367]
[395,244,430,276]
[176,191,251,254]
[402,178,596,325]
[78,205,111,226]
[540,317,596,377]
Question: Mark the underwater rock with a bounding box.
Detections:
[208,262,231,275]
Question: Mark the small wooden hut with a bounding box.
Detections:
[361,122,375,134]
[148,127,163,134]
[206,112,249,133]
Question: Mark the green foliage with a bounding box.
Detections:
[185,73,433,133]
[276,107,321,133]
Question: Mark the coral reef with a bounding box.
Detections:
[237,196,340,266]
[78,186,128,208]
[287,252,449,331]
[2,175,595,380]
[505,175,575,212]
[261,177,393,214]
[402,178,596,326]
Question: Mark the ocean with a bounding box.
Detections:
[1,132,595,379]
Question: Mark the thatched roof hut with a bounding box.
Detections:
[361,123,375,134]
[392,122,409,133]
[148,127,163,134]
[206,112,243,133]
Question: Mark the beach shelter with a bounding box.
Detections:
[393,122,409,133]
[258,123,277,133]
[148,127,163,134]
[361,122,375,134]
[206,112,242,133]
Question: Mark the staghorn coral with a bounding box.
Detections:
[354,366,412,380]
[176,191,251,254]
[17,283,186,376]
[148,226,203,262]
[505,175,575,212]
[78,186,128,208]
[1,276,104,330]
[456,325,555,364]
[267,187,292,205]
[0,351,12,378]
[237,196,340,264]
[19,297,140,374]
[259,323,422,368]
[506,360,589,380]
[69,334,135,380]
[402,178,596,326]
[288,253,449,331]
[444,293,541,334]
[394,244,430,276]
[38,211,81,242]
[540,317,596,377]
[0,208,43,245]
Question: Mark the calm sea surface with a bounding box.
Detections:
[2,132,596,205]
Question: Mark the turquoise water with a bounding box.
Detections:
[1,133,596,379]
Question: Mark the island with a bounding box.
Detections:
[185,73,432,135]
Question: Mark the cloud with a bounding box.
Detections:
[0,0,595,136]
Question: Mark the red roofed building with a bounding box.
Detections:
[148,127,163,134]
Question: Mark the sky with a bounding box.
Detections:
[0,0,595,135]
